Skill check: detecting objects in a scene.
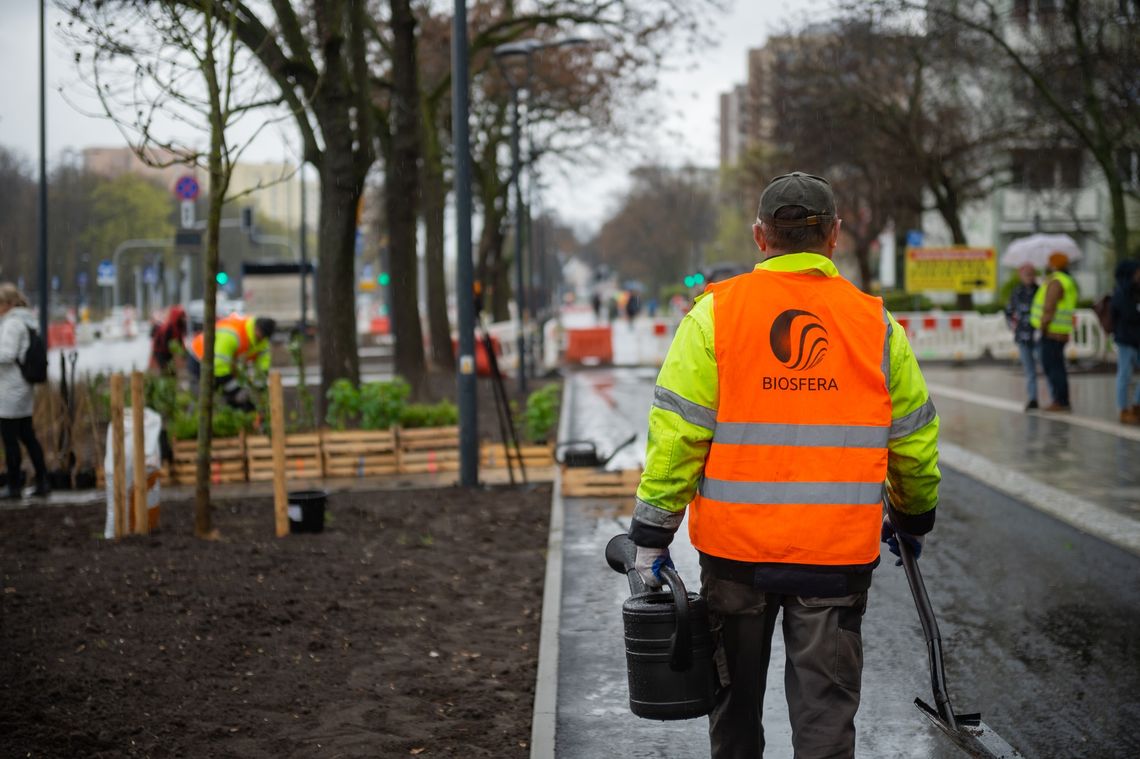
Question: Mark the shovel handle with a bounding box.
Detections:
[893,520,957,730]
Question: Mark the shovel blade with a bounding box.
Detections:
[915,699,1024,759]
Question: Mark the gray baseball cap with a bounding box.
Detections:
[757,172,836,228]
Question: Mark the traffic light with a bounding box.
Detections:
[683,272,706,288]
[684,275,695,288]
[378,272,391,286]
[216,271,229,286]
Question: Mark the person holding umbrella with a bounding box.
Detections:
[1030,252,1079,412]
[1004,263,1040,410]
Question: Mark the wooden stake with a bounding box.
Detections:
[109,373,126,539]
[130,371,148,535]
[269,370,288,537]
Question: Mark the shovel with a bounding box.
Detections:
[894,524,1025,758]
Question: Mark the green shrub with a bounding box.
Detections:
[325,378,361,430]
[359,378,410,430]
[881,290,934,313]
[399,400,458,429]
[524,383,560,443]
[169,410,198,441]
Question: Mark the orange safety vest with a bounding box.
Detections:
[689,269,892,568]
[189,313,255,365]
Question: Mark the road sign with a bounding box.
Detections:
[905,247,997,293]
[77,271,88,288]
[174,174,200,200]
[143,265,159,285]
[906,229,925,248]
[180,200,196,229]
[96,260,115,287]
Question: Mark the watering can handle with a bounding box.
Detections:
[604,534,693,671]
[658,565,692,672]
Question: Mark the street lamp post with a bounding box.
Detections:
[37,0,48,338]
[493,37,588,394]
[453,0,478,487]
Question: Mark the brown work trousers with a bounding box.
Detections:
[703,571,868,759]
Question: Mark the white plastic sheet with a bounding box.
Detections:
[103,407,163,538]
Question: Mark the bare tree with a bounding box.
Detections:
[64,0,287,537]
[878,0,1139,264]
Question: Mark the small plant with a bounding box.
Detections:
[523,384,560,444]
[325,378,361,430]
[288,330,316,431]
[359,378,410,430]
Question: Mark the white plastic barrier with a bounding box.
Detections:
[893,312,985,362]
[895,309,1112,363]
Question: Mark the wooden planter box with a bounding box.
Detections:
[481,442,555,470]
[397,425,460,474]
[170,435,246,484]
[246,433,322,482]
[320,429,399,478]
[561,467,642,498]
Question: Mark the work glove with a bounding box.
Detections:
[633,545,675,590]
[881,516,924,567]
[220,376,241,395]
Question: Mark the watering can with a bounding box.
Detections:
[605,534,717,720]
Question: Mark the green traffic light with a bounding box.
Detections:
[378,272,391,286]
[694,272,706,285]
[216,271,229,285]
[684,276,694,288]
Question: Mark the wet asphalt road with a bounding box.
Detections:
[555,368,1140,759]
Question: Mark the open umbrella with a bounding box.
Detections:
[1000,233,1083,269]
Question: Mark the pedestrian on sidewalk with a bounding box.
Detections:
[0,283,50,499]
[1005,263,1040,410]
[1030,252,1078,412]
[1110,259,1140,424]
[628,172,940,759]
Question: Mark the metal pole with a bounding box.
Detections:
[510,88,527,394]
[299,163,309,330]
[452,0,478,487]
[36,0,48,338]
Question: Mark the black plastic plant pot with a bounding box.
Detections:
[287,490,327,534]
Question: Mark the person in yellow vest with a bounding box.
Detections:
[188,314,276,410]
[1029,252,1078,412]
[629,172,940,759]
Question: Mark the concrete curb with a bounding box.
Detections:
[530,376,573,759]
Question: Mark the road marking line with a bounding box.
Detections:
[927,382,1140,442]
[939,441,1140,558]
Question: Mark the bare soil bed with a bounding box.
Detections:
[0,485,551,758]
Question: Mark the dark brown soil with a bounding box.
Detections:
[0,485,551,758]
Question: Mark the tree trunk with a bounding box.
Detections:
[194,16,229,540]
[931,178,975,309]
[421,115,453,371]
[386,0,426,393]
[315,159,363,396]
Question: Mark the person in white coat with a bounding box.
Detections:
[0,283,48,498]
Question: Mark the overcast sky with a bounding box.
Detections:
[0,0,816,234]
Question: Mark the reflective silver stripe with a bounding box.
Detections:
[633,498,686,530]
[882,307,892,391]
[700,477,884,505]
[713,422,888,448]
[653,385,717,431]
[889,397,937,439]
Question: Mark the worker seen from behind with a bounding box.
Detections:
[188,313,276,410]
[629,172,941,759]
[1029,252,1078,412]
